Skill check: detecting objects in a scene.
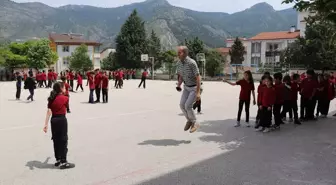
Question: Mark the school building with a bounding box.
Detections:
[217,10,313,74]
[49,33,101,73]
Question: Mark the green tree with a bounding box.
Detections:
[101,52,119,70]
[282,0,336,24]
[158,50,177,79]
[148,30,162,69]
[229,37,245,77]
[184,37,205,61]
[26,39,55,69]
[115,10,148,69]
[69,44,93,72]
[205,49,225,77]
[183,37,205,74]
[0,42,28,69]
[0,48,27,69]
[280,17,336,69]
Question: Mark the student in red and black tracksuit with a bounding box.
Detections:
[61,76,71,113]
[41,70,47,88]
[255,75,267,128]
[53,70,58,82]
[94,69,102,102]
[280,75,295,123]
[316,74,334,118]
[86,71,90,86]
[69,70,75,92]
[101,72,109,103]
[76,72,84,92]
[118,70,124,88]
[114,70,119,88]
[273,72,285,129]
[327,74,335,117]
[88,71,95,104]
[225,70,256,127]
[138,69,148,89]
[300,69,318,121]
[43,82,75,170]
[47,70,54,88]
[257,76,276,133]
[287,74,301,125]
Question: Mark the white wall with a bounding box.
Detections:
[297,11,312,37]
[100,49,116,60]
[54,45,98,72]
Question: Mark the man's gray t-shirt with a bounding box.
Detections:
[176,56,200,86]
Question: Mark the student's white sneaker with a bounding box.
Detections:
[234,121,241,127]
[263,128,270,133]
[256,127,264,132]
[245,122,251,127]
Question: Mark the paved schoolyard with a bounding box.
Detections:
[0,80,336,185]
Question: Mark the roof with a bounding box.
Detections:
[100,48,115,54]
[226,38,249,42]
[49,33,101,46]
[217,47,231,55]
[250,30,300,41]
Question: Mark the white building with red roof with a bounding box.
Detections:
[49,33,101,72]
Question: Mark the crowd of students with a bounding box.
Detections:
[225,70,336,133]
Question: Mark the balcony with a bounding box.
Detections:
[265,50,281,57]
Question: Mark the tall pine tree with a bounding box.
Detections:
[115,10,148,69]
[148,30,161,69]
[229,37,245,77]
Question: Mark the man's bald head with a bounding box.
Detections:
[178,46,189,61]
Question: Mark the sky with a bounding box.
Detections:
[13,0,294,14]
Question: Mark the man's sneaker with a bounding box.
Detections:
[234,121,241,127]
[294,120,302,125]
[263,128,270,133]
[333,113,336,117]
[184,121,193,131]
[59,162,75,170]
[272,125,280,129]
[288,118,294,122]
[245,122,251,127]
[54,161,61,167]
[189,123,200,133]
[256,127,264,132]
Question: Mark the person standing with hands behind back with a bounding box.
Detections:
[43,82,75,170]
[176,46,201,133]
[224,70,256,127]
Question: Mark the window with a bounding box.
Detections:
[94,46,100,53]
[251,57,261,66]
[252,42,261,53]
[62,46,69,52]
[63,57,69,65]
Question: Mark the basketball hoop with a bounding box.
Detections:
[141,54,149,62]
[196,53,205,62]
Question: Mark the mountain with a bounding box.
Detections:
[0,0,297,48]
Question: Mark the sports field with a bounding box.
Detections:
[0,80,336,185]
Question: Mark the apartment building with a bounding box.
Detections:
[49,33,101,72]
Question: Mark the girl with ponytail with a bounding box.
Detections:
[43,82,75,170]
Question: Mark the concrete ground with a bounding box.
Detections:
[0,80,336,185]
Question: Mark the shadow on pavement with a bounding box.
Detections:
[137,118,336,185]
[26,157,55,170]
[138,139,191,146]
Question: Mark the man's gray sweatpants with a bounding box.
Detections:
[180,85,197,123]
